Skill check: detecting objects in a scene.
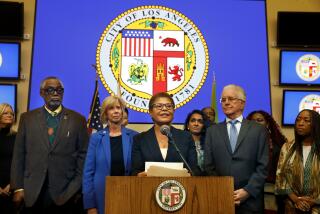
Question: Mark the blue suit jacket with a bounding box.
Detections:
[82,127,138,214]
[131,126,200,176]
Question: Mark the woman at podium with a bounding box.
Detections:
[131,92,200,176]
[82,96,138,214]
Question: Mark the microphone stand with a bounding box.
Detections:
[167,136,194,176]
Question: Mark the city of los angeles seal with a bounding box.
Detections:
[96,6,209,112]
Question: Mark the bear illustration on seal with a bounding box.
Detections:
[161,37,179,47]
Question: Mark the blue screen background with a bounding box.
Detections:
[0,43,19,79]
[280,51,320,85]
[283,90,320,125]
[29,0,270,123]
[0,85,16,111]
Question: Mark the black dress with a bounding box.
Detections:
[0,127,16,214]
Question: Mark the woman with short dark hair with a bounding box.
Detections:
[131,92,200,176]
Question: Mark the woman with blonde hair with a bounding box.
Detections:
[83,96,138,214]
[0,103,16,213]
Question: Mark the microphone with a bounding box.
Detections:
[160,125,194,176]
[160,125,172,138]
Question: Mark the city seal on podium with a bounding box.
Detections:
[155,180,186,212]
[96,5,209,112]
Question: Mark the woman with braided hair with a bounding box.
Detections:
[275,109,320,213]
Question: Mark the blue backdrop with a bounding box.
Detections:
[29,0,270,123]
[282,90,320,125]
[280,50,320,85]
[0,84,16,112]
[0,42,19,79]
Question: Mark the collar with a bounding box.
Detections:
[44,105,62,116]
[226,115,243,123]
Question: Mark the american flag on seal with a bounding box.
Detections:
[121,30,154,57]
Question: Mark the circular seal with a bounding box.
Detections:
[296,54,320,82]
[299,94,320,113]
[155,180,186,212]
[96,5,209,112]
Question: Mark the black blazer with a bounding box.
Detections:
[131,126,200,176]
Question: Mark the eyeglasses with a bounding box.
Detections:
[219,97,242,103]
[43,87,64,95]
[152,103,175,110]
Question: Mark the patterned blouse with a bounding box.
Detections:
[275,140,320,213]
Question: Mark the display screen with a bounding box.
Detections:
[0,2,24,39]
[0,84,17,113]
[280,50,320,86]
[30,0,270,123]
[277,12,320,47]
[282,90,320,126]
[0,42,20,79]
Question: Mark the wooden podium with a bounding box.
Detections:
[105,176,234,214]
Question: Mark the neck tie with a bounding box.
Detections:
[229,120,238,152]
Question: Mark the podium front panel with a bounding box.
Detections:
[105,176,234,214]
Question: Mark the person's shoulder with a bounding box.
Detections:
[207,122,224,132]
[90,129,108,141]
[133,127,153,140]
[63,108,86,119]
[244,119,265,130]
[21,107,42,118]
[171,126,191,137]
[283,139,294,150]
[123,127,139,135]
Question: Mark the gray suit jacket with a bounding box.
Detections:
[11,107,89,206]
[204,119,268,212]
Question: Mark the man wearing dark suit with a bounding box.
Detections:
[204,84,268,214]
[11,76,89,214]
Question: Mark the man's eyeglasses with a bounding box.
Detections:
[219,97,242,103]
[152,103,175,110]
[43,87,64,95]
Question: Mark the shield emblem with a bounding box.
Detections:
[121,29,185,96]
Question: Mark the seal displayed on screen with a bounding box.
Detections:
[296,54,320,82]
[299,94,320,114]
[96,5,209,112]
[155,180,186,212]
